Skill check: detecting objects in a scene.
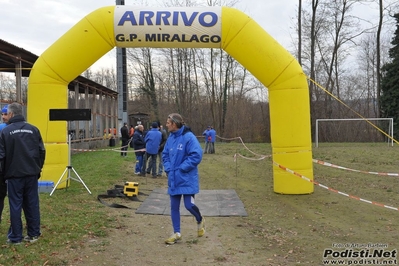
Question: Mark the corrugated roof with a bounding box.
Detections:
[0,39,117,96]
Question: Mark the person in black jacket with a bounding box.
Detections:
[120,122,129,157]
[133,125,145,175]
[0,102,46,244]
[157,124,168,176]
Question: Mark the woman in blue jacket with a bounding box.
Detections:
[162,113,205,245]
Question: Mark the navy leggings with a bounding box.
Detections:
[170,194,202,234]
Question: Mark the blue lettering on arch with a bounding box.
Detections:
[198,12,218,27]
[180,12,199,26]
[117,11,138,26]
[140,11,155,25]
[117,10,219,27]
[156,11,171,25]
[173,11,179,25]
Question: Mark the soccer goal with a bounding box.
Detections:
[315,118,393,147]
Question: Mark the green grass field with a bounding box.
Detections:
[1,142,398,265]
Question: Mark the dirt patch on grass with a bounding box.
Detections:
[69,175,284,266]
[60,144,399,266]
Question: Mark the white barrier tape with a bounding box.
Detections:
[72,148,146,153]
[217,136,268,158]
[198,134,312,158]
[72,148,115,152]
[234,153,271,161]
[273,161,399,211]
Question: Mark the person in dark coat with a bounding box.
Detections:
[0,102,46,244]
[120,122,129,157]
[133,125,145,175]
[157,125,168,176]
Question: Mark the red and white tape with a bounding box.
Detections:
[73,135,398,211]
[313,159,399,176]
[273,161,399,211]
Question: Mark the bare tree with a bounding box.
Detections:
[376,0,383,117]
[298,0,303,65]
[127,48,160,121]
[0,73,17,101]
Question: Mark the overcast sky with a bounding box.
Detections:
[1,0,384,72]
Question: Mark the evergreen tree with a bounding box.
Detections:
[380,13,399,138]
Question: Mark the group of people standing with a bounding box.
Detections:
[121,122,167,178]
[202,126,216,154]
[137,122,167,178]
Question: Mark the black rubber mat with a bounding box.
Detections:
[135,188,248,217]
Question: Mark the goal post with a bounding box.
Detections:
[315,118,394,147]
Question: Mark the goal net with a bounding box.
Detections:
[315,118,393,147]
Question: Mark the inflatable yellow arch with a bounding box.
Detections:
[28,6,313,194]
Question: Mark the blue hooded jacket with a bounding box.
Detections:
[144,128,162,155]
[209,128,216,142]
[162,125,203,195]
